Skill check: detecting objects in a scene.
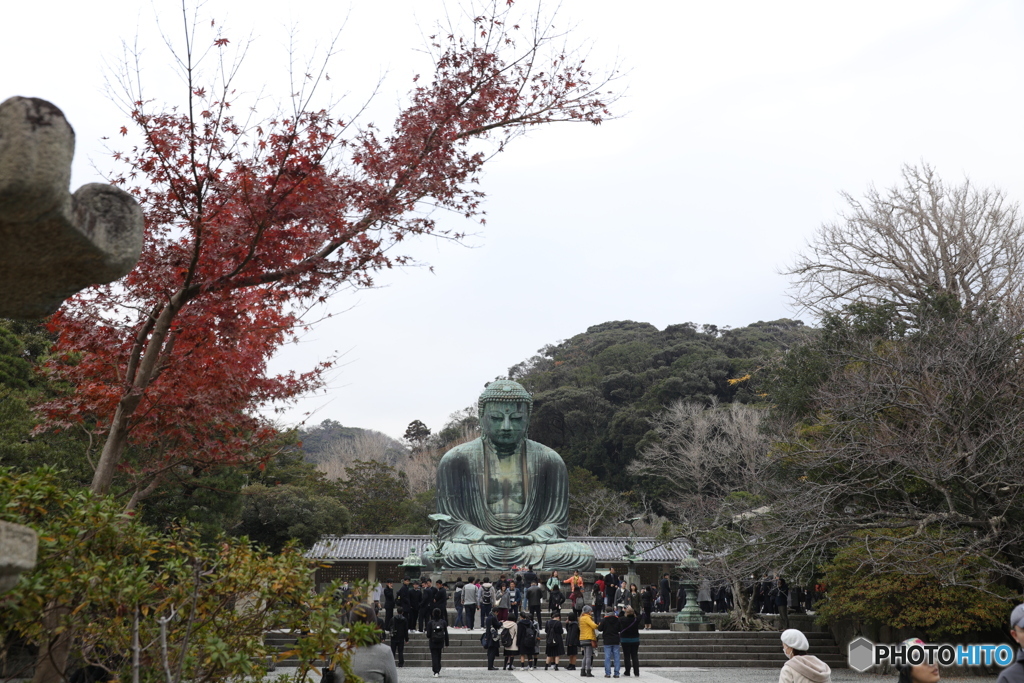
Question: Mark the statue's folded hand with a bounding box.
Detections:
[481,534,533,547]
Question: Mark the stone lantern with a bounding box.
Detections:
[672,548,710,630]
[398,546,425,582]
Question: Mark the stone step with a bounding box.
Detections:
[265,629,847,669]
[265,632,837,646]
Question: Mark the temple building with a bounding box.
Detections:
[307,534,690,590]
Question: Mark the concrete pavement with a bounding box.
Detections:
[267,665,993,682]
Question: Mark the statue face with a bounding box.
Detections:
[482,401,529,449]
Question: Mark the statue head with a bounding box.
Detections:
[479,379,533,452]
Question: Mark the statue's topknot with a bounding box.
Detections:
[478,379,533,418]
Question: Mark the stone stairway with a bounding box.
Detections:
[265,629,846,669]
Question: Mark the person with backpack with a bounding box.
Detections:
[482,610,503,670]
[547,570,562,594]
[517,613,538,670]
[572,588,585,619]
[545,611,565,671]
[565,611,581,671]
[501,618,519,671]
[390,606,409,668]
[549,584,566,618]
[426,608,450,678]
[598,607,622,678]
[479,578,494,626]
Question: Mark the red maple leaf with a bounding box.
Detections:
[42,1,618,504]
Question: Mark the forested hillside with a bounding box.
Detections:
[511,319,811,489]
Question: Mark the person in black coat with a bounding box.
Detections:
[676,585,686,613]
[397,578,411,610]
[408,581,422,632]
[658,574,671,612]
[774,575,789,630]
[522,565,539,589]
[484,611,502,670]
[426,608,450,676]
[618,606,642,676]
[544,612,565,670]
[383,580,396,631]
[433,580,449,625]
[597,611,621,678]
[390,606,410,667]
[641,586,654,629]
[419,579,435,632]
[564,611,580,671]
[517,613,539,670]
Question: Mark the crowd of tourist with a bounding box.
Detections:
[330,569,1024,683]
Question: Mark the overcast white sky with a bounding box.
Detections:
[6,0,1024,440]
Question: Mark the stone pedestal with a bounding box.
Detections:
[670,621,716,631]
[0,521,38,593]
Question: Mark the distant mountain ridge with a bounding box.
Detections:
[296,419,408,479]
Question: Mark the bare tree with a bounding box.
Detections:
[787,164,1024,321]
[765,309,1024,594]
[630,399,770,523]
[315,429,407,479]
[568,486,631,536]
[630,400,789,624]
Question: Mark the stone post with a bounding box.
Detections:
[0,521,38,593]
[0,96,144,319]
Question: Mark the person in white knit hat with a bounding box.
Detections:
[778,628,832,683]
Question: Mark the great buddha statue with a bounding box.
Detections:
[435,379,597,571]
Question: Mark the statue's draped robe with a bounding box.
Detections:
[436,438,596,571]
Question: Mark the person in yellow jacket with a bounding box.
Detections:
[578,605,599,677]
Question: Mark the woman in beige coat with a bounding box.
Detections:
[779,629,832,683]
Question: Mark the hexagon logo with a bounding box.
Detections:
[848,637,875,672]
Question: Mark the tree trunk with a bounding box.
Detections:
[731,577,752,620]
[90,400,135,495]
[31,605,70,683]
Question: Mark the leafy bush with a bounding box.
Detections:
[0,466,363,682]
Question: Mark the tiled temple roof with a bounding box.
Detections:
[307,535,689,563]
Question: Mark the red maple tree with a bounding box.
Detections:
[40,2,617,502]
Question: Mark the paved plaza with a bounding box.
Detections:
[266,666,995,682]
